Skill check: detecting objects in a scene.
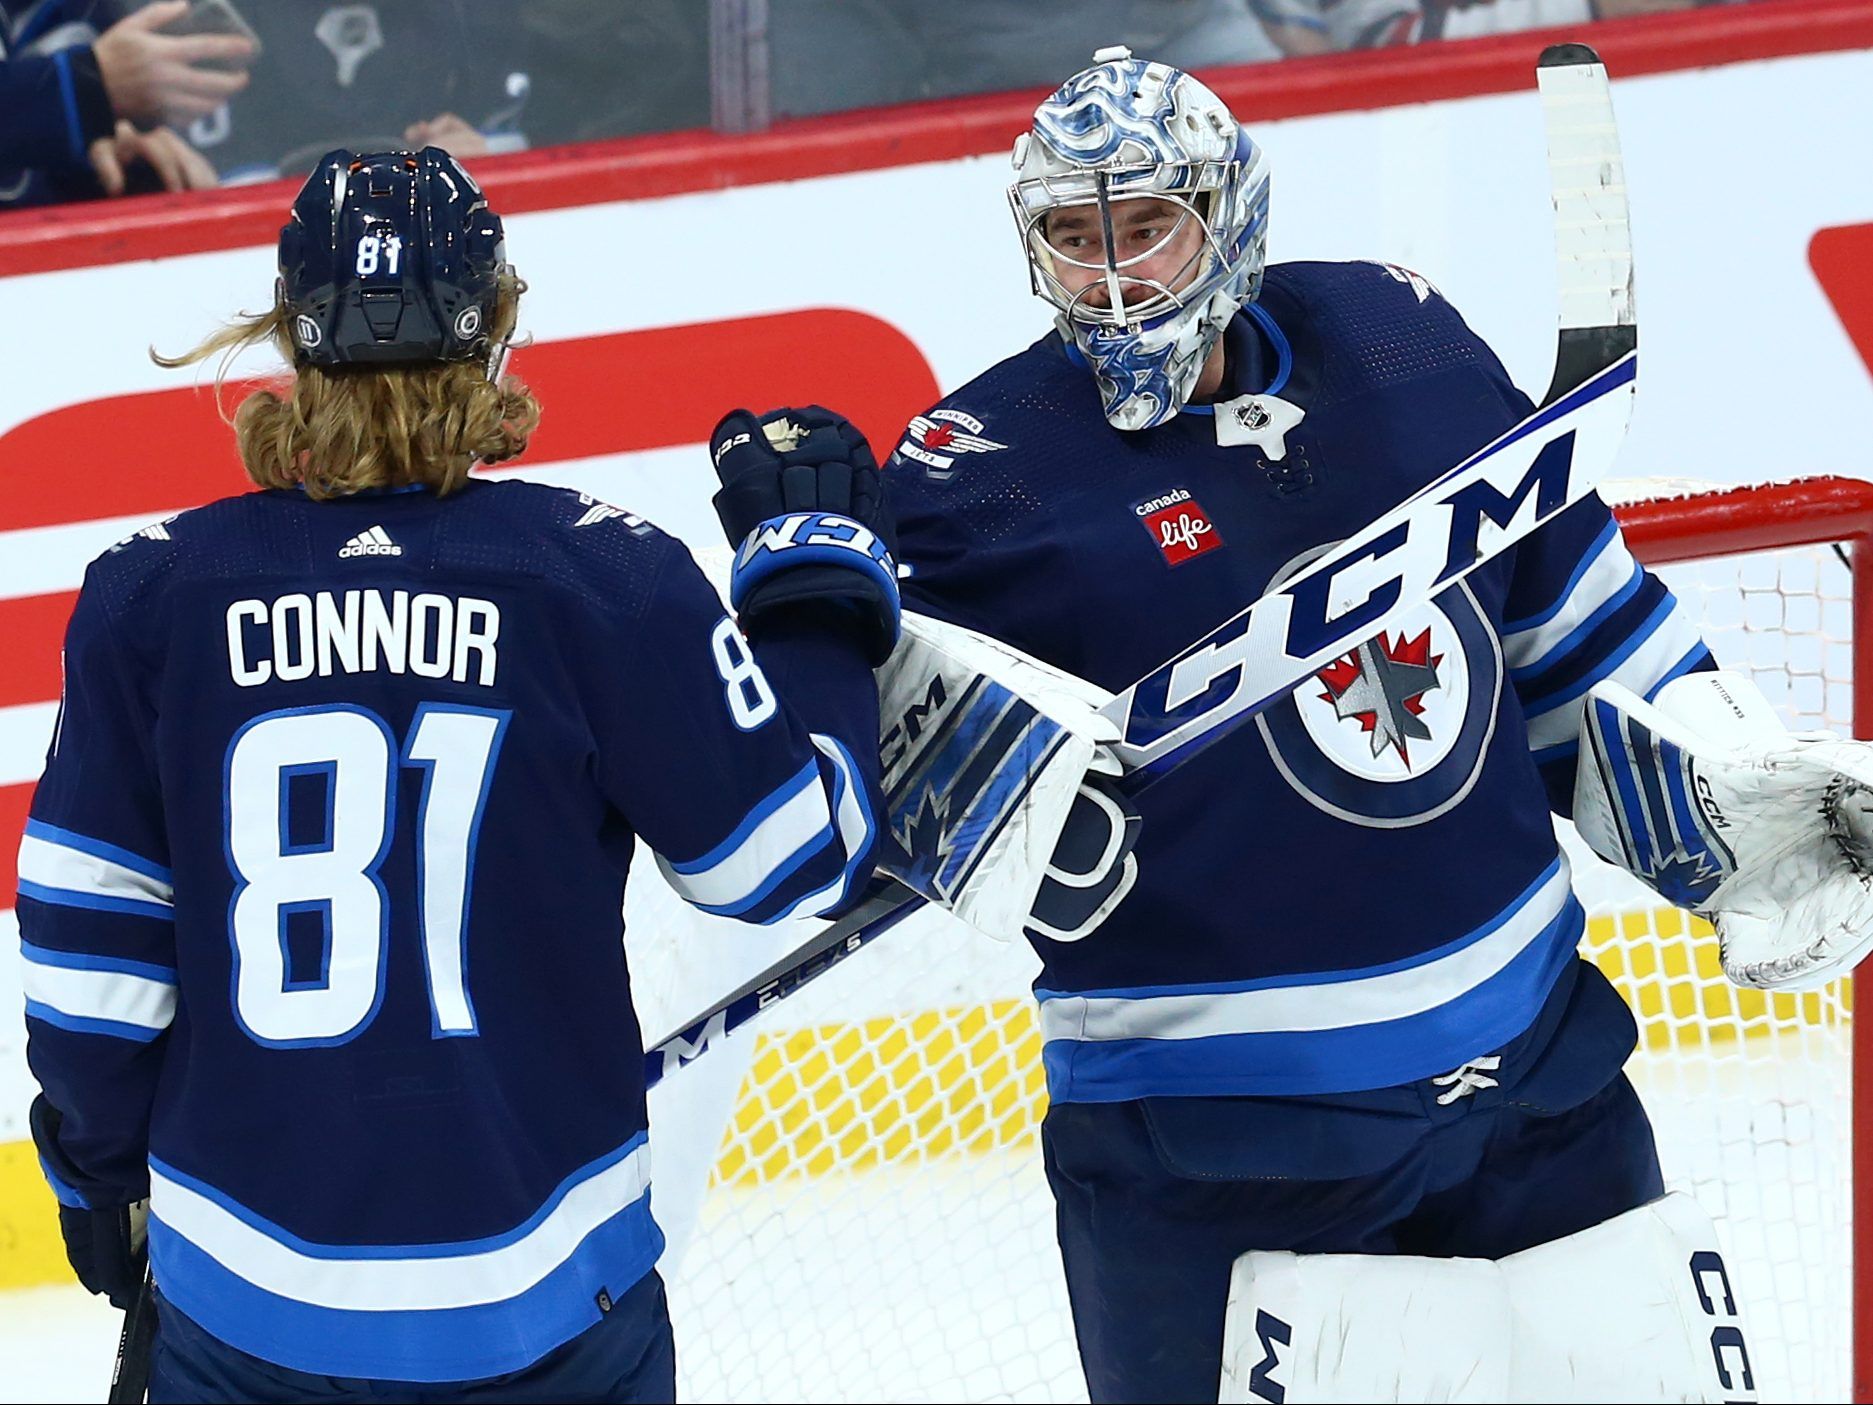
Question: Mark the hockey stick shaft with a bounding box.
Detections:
[647,43,1631,1076]
[107,1262,155,1404]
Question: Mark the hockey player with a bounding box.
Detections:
[18,149,890,1402]
[861,47,1871,1403]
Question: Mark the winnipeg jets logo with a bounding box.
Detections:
[1258,554,1501,829]
[897,408,1007,478]
[1315,630,1443,765]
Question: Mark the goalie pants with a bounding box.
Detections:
[145,1267,677,1404]
[1040,957,1663,1405]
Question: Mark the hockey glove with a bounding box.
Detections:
[1574,670,1873,991]
[710,405,900,666]
[30,1096,148,1310]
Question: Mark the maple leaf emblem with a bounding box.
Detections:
[1315,629,1444,765]
[893,786,954,897]
[921,422,956,451]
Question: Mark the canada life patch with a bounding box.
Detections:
[1135,488,1223,566]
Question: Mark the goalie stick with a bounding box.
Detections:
[646,42,1634,1086]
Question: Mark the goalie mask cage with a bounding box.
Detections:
[624,474,1873,1405]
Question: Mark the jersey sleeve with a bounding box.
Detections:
[592,539,883,925]
[17,569,176,1207]
[1503,492,1715,814]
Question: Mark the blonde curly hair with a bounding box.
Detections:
[154,270,540,499]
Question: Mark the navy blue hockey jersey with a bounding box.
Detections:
[18,479,881,1381]
[887,261,1710,1105]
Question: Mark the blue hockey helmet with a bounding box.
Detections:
[278,147,508,369]
[1008,47,1270,431]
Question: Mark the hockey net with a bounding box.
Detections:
[625,475,1873,1404]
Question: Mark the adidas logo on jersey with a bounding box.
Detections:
[339,525,402,558]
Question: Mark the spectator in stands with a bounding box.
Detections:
[1252,0,1699,52]
[173,1,530,180]
[765,0,1286,118]
[2,0,249,208]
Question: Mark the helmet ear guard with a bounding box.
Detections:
[278,147,512,371]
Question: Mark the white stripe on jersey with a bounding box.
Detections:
[1038,859,1573,1044]
[18,826,175,911]
[655,761,832,914]
[769,734,877,922]
[21,951,177,1034]
[1523,598,1707,754]
[149,1138,652,1312]
[1501,526,1642,678]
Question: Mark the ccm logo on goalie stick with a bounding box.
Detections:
[1121,394,1597,765]
[1689,1250,1756,1400]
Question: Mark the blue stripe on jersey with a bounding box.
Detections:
[37,1153,90,1209]
[149,1200,662,1383]
[664,759,819,876]
[693,823,835,919]
[24,999,167,1043]
[20,940,177,984]
[1035,859,1580,1102]
[23,820,174,884]
[1649,643,1715,698]
[16,881,174,920]
[54,50,84,163]
[147,1134,664,1382]
[1507,561,1645,683]
[766,735,878,923]
[1501,518,1620,633]
[1045,858,1561,1003]
[1519,592,1678,719]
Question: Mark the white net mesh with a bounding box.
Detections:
[625,480,1861,1404]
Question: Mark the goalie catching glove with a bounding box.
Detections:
[1574,669,1873,991]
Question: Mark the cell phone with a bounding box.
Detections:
[160,0,262,72]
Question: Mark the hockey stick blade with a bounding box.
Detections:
[645,44,1633,1077]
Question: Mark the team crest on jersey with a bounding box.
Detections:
[896,409,1007,479]
[1134,488,1223,566]
[1257,546,1501,827]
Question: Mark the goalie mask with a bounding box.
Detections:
[278,147,509,372]
[1009,47,1270,432]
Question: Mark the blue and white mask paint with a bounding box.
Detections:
[1009,47,1270,432]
